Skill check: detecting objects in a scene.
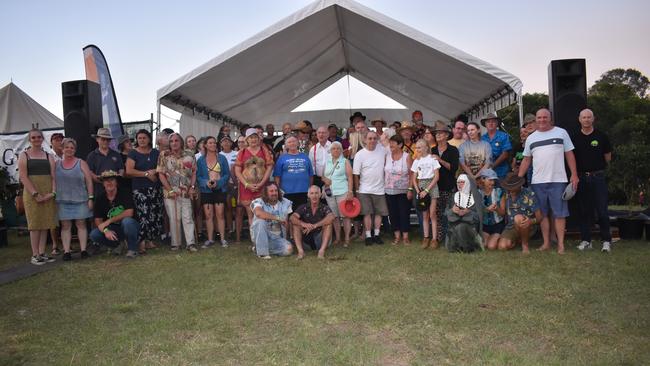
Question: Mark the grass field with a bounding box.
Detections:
[1,232,649,365]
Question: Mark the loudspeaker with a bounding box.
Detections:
[62,80,102,159]
[548,59,587,135]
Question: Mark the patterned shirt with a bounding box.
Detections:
[505,188,539,229]
[156,150,196,195]
[294,202,333,233]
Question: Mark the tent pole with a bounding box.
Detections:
[156,100,161,133]
[517,94,524,127]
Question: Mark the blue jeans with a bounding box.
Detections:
[89,217,140,252]
[577,172,611,242]
[251,220,292,257]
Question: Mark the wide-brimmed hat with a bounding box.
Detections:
[339,197,361,218]
[117,135,131,146]
[349,111,366,123]
[501,173,525,191]
[522,113,536,126]
[292,120,312,133]
[562,183,577,201]
[397,120,416,133]
[92,127,114,139]
[371,118,387,127]
[415,194,431,212]
[479,168,498,180]
[480,112,501,127]
[99,170,120,181]
[432,121,452,140]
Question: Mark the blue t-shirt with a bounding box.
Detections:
[127,148,161,191]
[272,153,313,194]
[481,130,512,178]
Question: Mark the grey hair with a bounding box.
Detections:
[330,141,343,150]
[62,137,77,148]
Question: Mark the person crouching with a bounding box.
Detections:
[290,185,335,259]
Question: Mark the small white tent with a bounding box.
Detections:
[0,82,63,134]
[158,0,523,133]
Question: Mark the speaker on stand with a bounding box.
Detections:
[62,80,102,159]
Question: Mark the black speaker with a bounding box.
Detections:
[62,80,102,159]
[548,59,587,136]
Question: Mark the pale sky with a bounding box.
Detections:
[1,0,649,128]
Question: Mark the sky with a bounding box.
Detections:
[1,0,649,129]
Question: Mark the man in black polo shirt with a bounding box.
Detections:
[572,109,613,253]
[86,128,124,195]
[89,170,140,258]
[290,185,335,259]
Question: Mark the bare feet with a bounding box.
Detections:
[392,237,400,245]
[296,252,305,260]
[317,251,325,259]
[332,240,340,247]
[522,245,530,254]
[343,241,350,248]
[403,238,410,246]
[537,245,552,252]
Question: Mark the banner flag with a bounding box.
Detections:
[83,45,124,146]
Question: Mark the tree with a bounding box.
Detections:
[589,68,649,98]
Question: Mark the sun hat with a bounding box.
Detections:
[397,120,416,133]
[245,128,259,139]
[480,112,501,127]
[371,118,387,127]
[479,169,498,180]
[432,121,452,139]
[92,127,114,139]
[501,173,525,191]
[117,135,131,147]
[415,194,431,212]
[99,170,120,181]
[339,197,361,218]
[349,111,366,123]
[292,120,312,133]
[562,183,577,201]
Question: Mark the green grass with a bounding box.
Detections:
[1,233,649,365]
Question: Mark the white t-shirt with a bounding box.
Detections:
[523,127,574,184]
[308,141,331,177]
[219,150,238,169]
[352,145,387,195]
[410,154,441,180]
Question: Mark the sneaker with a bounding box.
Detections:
[125,250,138,259]
[373,235,384,245]
[31,255,46,266]
[365,237,374,246]
[40,254,56,263]
[62,252,72,261]
[201,240,215,249]
[80,250,90,259]
[170,245,180,251]
[601,241,611,253]
[221,239,229,248]
[577,241,592,251]
[187,244,198,252]
[258,255,272,260]
[251,245,257,253]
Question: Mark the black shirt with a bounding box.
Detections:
[86,148,124,194]
[94,189,134,222]
[431,144,459,191]
[570,129,612,172]
[294,202,332,233]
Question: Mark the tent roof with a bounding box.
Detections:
[157,0,522,126]
[0,82,63,134]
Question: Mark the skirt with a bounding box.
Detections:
[57,202,92,220]
[23,175,58,230]
[417,178,440,199]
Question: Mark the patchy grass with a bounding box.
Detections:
[0,235,649,365]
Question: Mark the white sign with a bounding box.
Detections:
[0,130,63,184]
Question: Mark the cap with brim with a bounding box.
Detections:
[328,123,338,129]
[479,169,498,180]
[50,133,64,141]
[371,119,387,127]
[220,135,233,143]
[338,197,361,218]
[117,135,131,146]
[99,170,120,181]
[562,183,576,201]
[522,113,536,126]
[480,112,501,127]
[245,128,259,139]
[501,173,525,190]
[292,121,312,133]
[397,120,416,133]
[92,127,114,139]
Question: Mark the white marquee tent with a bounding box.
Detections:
[0,82,63,134]
[157,0,523,134]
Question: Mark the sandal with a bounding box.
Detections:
[138,249,147,255]
[145,241,158,249]
[392,238,400,245]
[343,241,350,248]
[51,249,61,256]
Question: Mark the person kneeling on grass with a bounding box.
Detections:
[291,185,335,259]
[89,170,140,258]
[497,173,543,254]
[445,174,483,253]
[250,182,293,259]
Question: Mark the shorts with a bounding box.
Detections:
[325,194,348,217]
[531,183,569,218]
[284,192,308,212]
[201,191,226,205]
[358,193,389,216]
[501,224,538,243]
[482,220,505,235]
[417,178,439,198]
[303,230,331,251]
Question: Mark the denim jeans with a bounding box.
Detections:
[89,217,140,252]
[251,220,292,257]
[577,172,611,242]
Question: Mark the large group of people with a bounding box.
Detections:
[18,106,614,264]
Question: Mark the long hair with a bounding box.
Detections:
[261,182,283,203]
